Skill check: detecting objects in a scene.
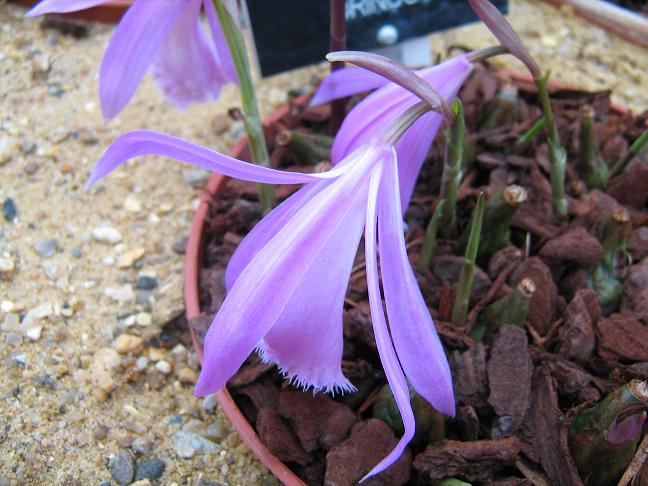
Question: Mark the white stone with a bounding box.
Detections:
[123,195,142,212]
[92,226,123,244]
[0,135,17,165]
[105,284,135,304]
[155,360,172,374]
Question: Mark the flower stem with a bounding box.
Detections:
[417,199,445,270]
[213,0,275,210]
[329,0,346,133]
[275,130,332,165]
[535,72,568,217]
[439,100,465,238]
[610,125,648,178]
[451,192,485,327]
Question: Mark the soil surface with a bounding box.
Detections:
[1,0,647,485]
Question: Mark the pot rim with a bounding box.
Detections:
[183,72,644,485]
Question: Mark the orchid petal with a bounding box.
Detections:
[26,0,108,16]
[332,55,472,207]
[195,144,386,396]
[86,130,349,189]
[327,51,452,119]
[225,182,330,290]
[99,0,195,120]
[310,67,389,106]
[256,182,367,393]
[379,153,455,416]
[363,160,415,479]
[151,0,230,106]
[224,149,365,289]
[203,0,238,84]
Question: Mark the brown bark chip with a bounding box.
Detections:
[521,364,584,486]
[487,326,533,436]
[533,349,601,402]
[539,227,603,267]
[622,259,648,317]
[413,437,521,482]
[597,313,648,361]
[278,389,357,452]
[555,289,600,363]
[228,353,274,388]
[324,419,412,486]
[256,408,313,466]
[450,344,489,410]
[608,163,648,207]
[510,257,557,335]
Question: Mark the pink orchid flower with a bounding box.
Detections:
[312,54,473,207]
[27,0,237,120]
[88,126,452,479]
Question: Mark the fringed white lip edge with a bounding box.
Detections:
[254,345,357,397]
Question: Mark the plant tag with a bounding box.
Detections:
[242,0,508,76]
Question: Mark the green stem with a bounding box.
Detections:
[610,126,648,178]
[275,130,332,165]
[417,199,445,270]
[535,73,567,217]
[439,100,465,238]
[511,115,546,153]
[451,193,485,327]
[213,0,275,210]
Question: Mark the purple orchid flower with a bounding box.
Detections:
[312,54,473,207]
[85,51,467,478]
[88,123,453,479]
[27,0,237,120]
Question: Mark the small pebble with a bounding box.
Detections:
[177,368,197,384]
[2,198,17,222]
[202,395,218,414]
[50,127,69,144]
[77,127,99,145]
[0,135,16,165]
[71,246,82,258]
[108,450,135,486]
[24,161,40,174]
[33,372,56,389]
[47,85,65,97]
[94,424,109,440]
[19,140,36,154]
[155,360,172,374]
[105,284,135,304]
[114,334,144,354]
[117,247,146,268]
[211,114,231,134]
[134,458,166,481]
[131,437,151,455]
[172,431,217,458]
[172,237,187,254]
[123,196,142,212]
[136,276,158,290]
[35,238,59,258]
[24,321,44,341]
[93,226,123,244]
[0,255,16,281]
[135,312,152,326]
[135,356,149,370]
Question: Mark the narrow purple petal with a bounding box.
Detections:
[378,153,455,416]
[363,159,415,479]
[26,0,108,16]
[99,0,195,119]
[86,130,347,189]
[151,0,230,106]
[331,55,472,208]
[203,0,238,84]
[195,145,385,396]
[310,67,390,106]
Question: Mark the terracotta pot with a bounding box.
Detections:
[183,74,644,485]
[11,0,131,23]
